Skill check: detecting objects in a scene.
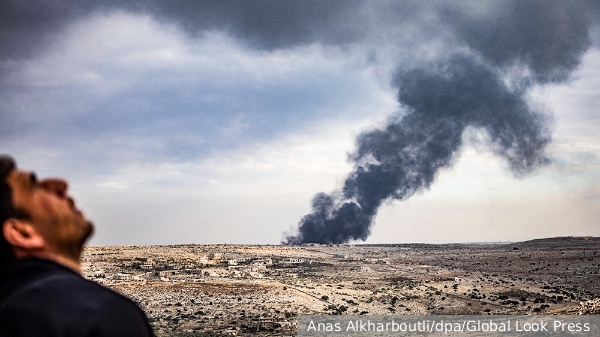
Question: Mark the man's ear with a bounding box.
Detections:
[2,219,45,251]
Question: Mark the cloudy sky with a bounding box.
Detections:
[1,1,599,245]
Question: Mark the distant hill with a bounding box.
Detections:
[512,236,600,248]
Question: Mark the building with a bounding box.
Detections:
[159,270,179,278]
[257,257,272,265]
[113,273,133,281]
[248,272,262,278]
[139,264,152,270]
[203,268,228,277]
[251,263,266,272]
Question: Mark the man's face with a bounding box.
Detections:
[5,169,93,258]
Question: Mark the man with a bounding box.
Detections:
[0,156,153,336]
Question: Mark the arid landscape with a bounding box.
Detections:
[82,236,600,336]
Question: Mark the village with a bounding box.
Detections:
[81,237,600,336]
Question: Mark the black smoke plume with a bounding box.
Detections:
[284,1,593,245]
[285,55,551,244]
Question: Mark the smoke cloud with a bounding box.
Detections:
[285,1,593,245]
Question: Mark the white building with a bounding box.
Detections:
[251,263,266,272]
[113,273,133,281]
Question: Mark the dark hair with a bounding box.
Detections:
[0,156,18,269]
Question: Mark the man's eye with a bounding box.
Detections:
[30,173,38,186]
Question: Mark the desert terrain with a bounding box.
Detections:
[81,236,600,336]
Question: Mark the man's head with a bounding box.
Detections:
[0,155,93,271]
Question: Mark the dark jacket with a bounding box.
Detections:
[0,258,153,337]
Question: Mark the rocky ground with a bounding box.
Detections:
[81,236,600,336]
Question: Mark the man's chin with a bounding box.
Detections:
[82,221,95,245]
[76,221,95,251]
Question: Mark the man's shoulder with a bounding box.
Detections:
[0,259,153,337]
[8,268,137,308]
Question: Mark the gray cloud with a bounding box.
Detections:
[1,0,599,244]
[0,0,372,65]
[144,0,372,49]
[1,1,597,61]
[441,0,591,82]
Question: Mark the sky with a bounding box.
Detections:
[1,1,599,245]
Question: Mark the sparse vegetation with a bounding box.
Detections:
[81,238,600,335]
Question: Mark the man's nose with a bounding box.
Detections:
[40,178,69,198]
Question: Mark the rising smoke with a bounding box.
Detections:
[284,1,593,244]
